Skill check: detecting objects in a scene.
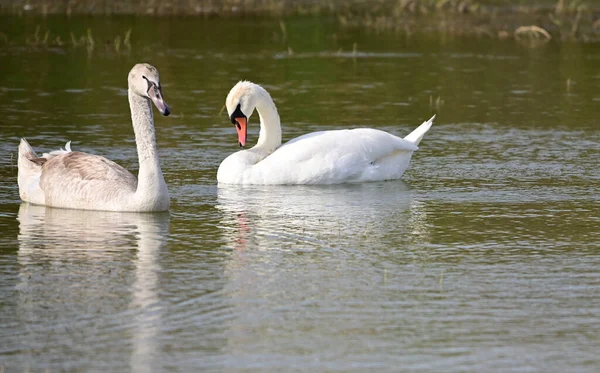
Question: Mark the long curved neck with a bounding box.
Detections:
[252,87,282,154]
[128,90,166,197]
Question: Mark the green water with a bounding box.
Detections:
[0,15,599,372]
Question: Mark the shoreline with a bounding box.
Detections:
[1,1,600,43]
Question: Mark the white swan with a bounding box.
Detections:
[217,81,435,185]
[17,63,171,212]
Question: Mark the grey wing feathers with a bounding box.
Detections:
[56,152,136,182]
[40,152,137,199]
[30,157,48,165]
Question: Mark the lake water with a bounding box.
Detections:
[0,15,599,372]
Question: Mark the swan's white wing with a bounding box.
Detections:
[283,128,417,157]
[40,152,137,206]
[42,141,72,159]
[252,128,418,184]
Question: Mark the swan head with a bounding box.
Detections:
[225,81,261,147]
[128,63,170,116]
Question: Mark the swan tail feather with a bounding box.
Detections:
[18,139,72,204]
[18,138,41,169]
[404,115,435,146]
[18,138,46,203]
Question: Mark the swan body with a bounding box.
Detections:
[17,63,171,212]
[217,81,434,185]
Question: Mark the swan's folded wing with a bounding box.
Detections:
[40,152,137,204]
[273,129,416,163]
[257,128,418,183]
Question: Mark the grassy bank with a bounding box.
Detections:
[2,0,596,16]
[1,0,599,42]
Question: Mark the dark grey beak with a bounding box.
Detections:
[148,84,170,116]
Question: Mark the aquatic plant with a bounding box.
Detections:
[1,0,596,17]
[22,25,133,53]
[334,0,599,43]
[2,0,600,43]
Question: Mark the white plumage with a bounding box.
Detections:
[217,81,434,185]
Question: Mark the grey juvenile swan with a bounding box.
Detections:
[17,63,171,212]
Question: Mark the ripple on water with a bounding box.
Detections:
[64,88,92,93]
[1,24,600,372]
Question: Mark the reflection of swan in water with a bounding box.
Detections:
[215,183,431,363]
[216,181,429,252]
[16,203,169,372]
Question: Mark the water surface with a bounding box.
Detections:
[0,16,599,372]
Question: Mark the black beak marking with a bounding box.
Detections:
[230,103,246,125]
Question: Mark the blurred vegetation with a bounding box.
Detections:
[1,0,597,16]
[0,0,599,42]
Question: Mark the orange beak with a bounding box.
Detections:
[235,117,247,147]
